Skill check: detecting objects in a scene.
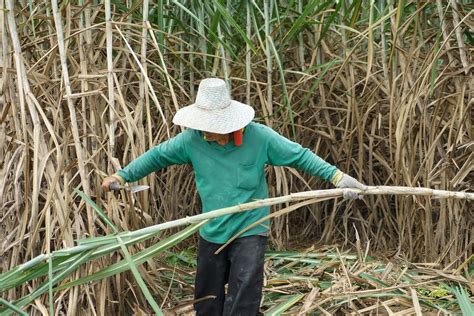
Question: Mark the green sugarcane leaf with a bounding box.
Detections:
[48,254,54,316]
[264,294,304,315]
[359,272,391,287]
[56,221,207,291]
[283,0,332,44]
[206,2,221,58]
[212,0,256,52]
[74,187,118,234]
[0,299,27,316]
[76,231,155,246]
[316,0,343,47]
[156,0,164,48]
[430,33,442,97]
[299,60,341,111]
[267,37,295,136]
[170,0,238,60]
[0,250,94,316]
[0,255,74,293]
[348,0,363,27]
[116,236,164,316]
[450,285,474,315]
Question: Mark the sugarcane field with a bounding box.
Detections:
[0,0,473,315]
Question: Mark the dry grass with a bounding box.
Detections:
[159,246,473,315]
[0,0,472,314]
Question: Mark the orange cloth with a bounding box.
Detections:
[233,129,243,146]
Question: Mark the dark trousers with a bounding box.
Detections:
[194,235,267,316]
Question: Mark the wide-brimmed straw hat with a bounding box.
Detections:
[172,78,255,134]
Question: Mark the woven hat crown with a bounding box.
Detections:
[172,77,254,133]
[195,78,231,110]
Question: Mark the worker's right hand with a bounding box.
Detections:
[101,175,121,192]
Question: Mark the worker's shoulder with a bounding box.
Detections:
[248,121,270,132]
[248,122,279,137]
[175,128,199,138]
[166,129,199,145]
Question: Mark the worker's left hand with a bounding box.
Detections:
[336,174,367,200]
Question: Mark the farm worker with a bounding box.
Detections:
[102,78,367,315]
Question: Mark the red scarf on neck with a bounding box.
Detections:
[233,129,243,146]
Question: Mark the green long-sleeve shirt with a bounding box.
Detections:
[116,122,339,243]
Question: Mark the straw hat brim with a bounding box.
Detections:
[172,100,255,134]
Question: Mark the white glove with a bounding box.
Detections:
[335,173,367,200]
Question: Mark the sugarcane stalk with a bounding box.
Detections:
[105,0,116,158]
[291,186,474,200]
[11,186,473,272]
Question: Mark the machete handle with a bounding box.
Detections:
[109,182,122,191]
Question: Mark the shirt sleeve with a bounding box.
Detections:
[116,131,191,183]
[265,127,339,182]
